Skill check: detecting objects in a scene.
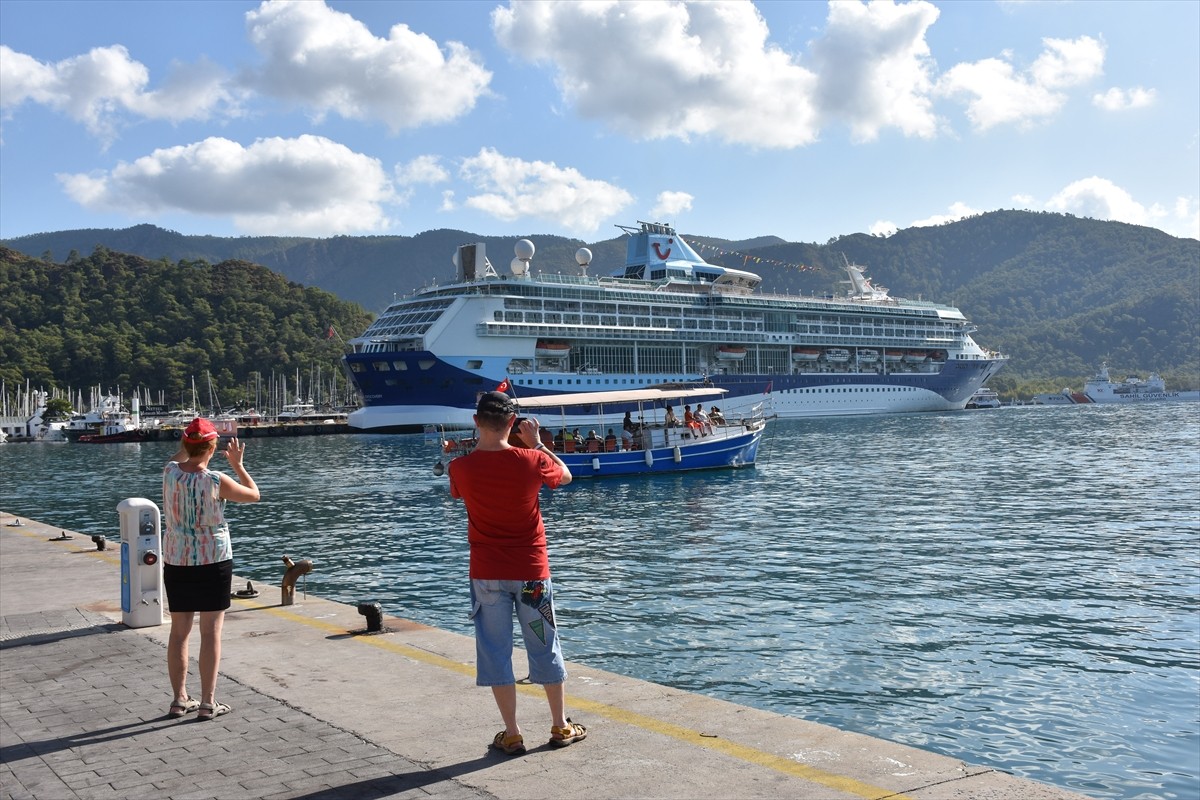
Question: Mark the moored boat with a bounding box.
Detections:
[1081,363,1200,403]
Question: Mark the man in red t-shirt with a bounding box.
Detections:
[448,391,588,755]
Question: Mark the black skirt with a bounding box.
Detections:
[164,560,233,612]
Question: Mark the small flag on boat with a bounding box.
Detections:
[496,377,511,393]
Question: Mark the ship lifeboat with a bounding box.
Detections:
[535,341,571,358]
[716,346,747,361]
[823,348,851,363]
[904,350,929,363]
[884,350,904,362]
[791,347,821,362]
[857,349,880,364]
[929,350,947,362]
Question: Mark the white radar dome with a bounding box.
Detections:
[510,257,528,276]
[575,248,592,267]
[514,239,535,261]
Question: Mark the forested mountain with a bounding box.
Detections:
[0,246,372,408]
[4,210,1198,396]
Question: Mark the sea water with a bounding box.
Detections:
[2,403,1197,800]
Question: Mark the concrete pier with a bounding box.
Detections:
[0,512,1091,800]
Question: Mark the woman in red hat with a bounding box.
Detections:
[162,418,260,720]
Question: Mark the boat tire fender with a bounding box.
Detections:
[673,446,682,463]
[644,449,653,467]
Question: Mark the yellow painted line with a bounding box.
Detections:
[237,597,914,800]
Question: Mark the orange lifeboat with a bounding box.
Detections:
[716,346,747,361]
[535,341,571,358]
[791,347,821,362]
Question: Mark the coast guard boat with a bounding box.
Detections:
[345,222,1007,433]
[1035,363,1200,405]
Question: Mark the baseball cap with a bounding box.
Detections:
[476,391,517,417]
[182,417,219,442]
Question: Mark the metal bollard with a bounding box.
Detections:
[281,555,314,606]
[357,601,383,633]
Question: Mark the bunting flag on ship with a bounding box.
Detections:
[691,241,819,272]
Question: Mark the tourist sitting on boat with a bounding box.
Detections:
[664,405,679,428]
[622,412,634,434]
[694,405,711,435]
[620,426,633,450]
[584,430,601,452]
[540,429,555,450]
[604,430,617,451]
[683,406,695,428]
[554,429,565,451]
[709,406,726,425]
[572,429,584,448]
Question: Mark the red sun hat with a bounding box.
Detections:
[182,417,219,442]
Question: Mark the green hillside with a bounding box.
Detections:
[4,210,1198,397]
[0,246,373,408]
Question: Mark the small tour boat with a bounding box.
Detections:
[433,386,769,479]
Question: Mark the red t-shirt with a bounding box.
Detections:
[448,447,565,580]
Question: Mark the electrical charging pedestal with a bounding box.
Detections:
[117,498,164,628]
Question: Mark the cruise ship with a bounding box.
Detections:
[344,222,1007,433]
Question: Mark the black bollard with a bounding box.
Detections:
[357,601,383,633]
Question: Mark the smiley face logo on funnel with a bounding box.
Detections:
[652,239,673,260]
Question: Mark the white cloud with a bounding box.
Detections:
[1046,180,1199,239]
[870,201,978,236]
[458,147,633,233]
[809,0,942,141]
[938,35,1105,130]
[650,191,694,219]
[492,0,819,148]
[1011,193,1035,206]
[395,155,450,186]
[244,0,491,132]
[1092,86,1156,111]
[0,44,237,141]
[1044,176,1160,228]
[58,134,395,235]
[869,220,898,237]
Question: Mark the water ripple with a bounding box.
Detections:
[2,402,1197,799]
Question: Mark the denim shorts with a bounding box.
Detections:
[469,578,567,687]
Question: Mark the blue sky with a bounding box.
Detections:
[2,0,1197,245]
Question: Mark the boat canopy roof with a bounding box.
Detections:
[512,386,727,410]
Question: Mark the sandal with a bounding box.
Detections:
[491,730,526,755]
[549,718,587,747]
[168,697,200,718]
[196,701,231,721]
